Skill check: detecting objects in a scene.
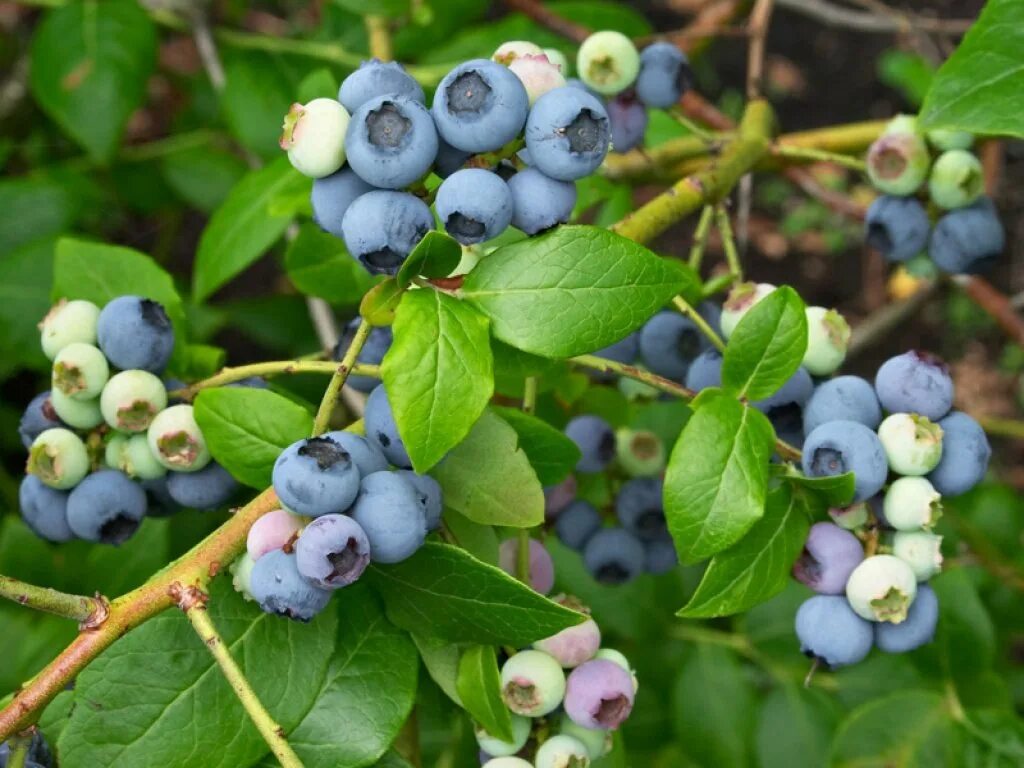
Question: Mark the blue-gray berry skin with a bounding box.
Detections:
[803,376,883,436]
[639,310,709,380]
[635,42,693,108]
[927,412,990,496]
[96,296,175,374]
[338,59,425,113]
[555,500,602,550]
[311,169,375,240]
[606,93,647,153]
[432,59,530,153]
[615,477,666,541]
[565,414,615,473]
[583,527,646,585]
[335,319,393,393]
[19,475,74,542]
[792,522,864,594]
[0,731,51,767]
[341,190,433,275]
[323,430,389,477]
[349,471,428,563]
[802,420,888,502]
[874,351,953,421]
[166,462,238,511]
[753,367,814,447]
[595,331,638,365]
[644,533,678,574]
[250,549,331,621]
[295,513,371,589]
[345,95,439,189]
[865,195,930,262]
[795,595,873,668]
[66,470,147,545]
[19,391,64,449]
[434,138,472,178]
[507,168,577,235]
[875,584,938,653]
[685,349,723,392]
[929,196,1004,274]
[141,476,181,518]
[435,169,513,245]
[525,86,611,181]
[396,470,443,531]
[272,435,361,517]
[365,385,412,468]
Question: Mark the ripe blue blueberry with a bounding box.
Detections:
[311,168,375,240]
[249,549,331,621]
[583,527,645,585]
[322,430,389,477]
[877,413,943,476]
[534,596,601,667]
[166,462,239,510]
[635,42,693,108]
[874,583,938,653]
[338,59,425,113]
[395,470,443,531]
[606,92,647,153]
[40,299,100,360]
[565,414,615,473]
[892,531,943,581]
[100,369,168,432]
[335,319,393,393]
[147,404,211,472]
[615,477,666,540]
[141,476,181,518]
[864,195,931,262]
[685,348,723,392]
[345,95,438,189]
[19,475,74,542]
[928,196,1004,274]
[19,391,64,449]
[294,513,371,589]
[272,435,361,517]
[432,59,530,153]
[802,420,888,502]
[341,190,433,275]
[576,30,640,96]
[474,714,532,758]
[593,330,638,366]
[96,296,175,374]
[433,138,471,178]
[435,168,514,244]
[555,500,602,550]
[525,86,611,181]
[644,533,678,574]
[792,522,864,594]
[846,554,918,623]
[639,310,709,381]
[874,350,953,421]
[927,411,989,496]
[499,537,555,594]
[52,342,108,401]
[349,471,428,563]
[507,167,577,235]
[365,384,412,468]
[66,470,147,545]
[795,595,873,668]
[535,734,591,768]
[803,376,882,436]
[753,366,813,445]
[27,428,89,490]
[564,657,635,729]
[501,649,567,717]
[544,475,578,519]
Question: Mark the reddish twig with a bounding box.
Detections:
[503,0,589,42]
[953,276,1024,348]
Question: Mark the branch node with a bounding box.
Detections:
[79,594,111,632]
[170,582,209,612]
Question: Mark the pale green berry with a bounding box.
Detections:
[883,476,941,530]
[720,282,776,339]
[40,299,100,360]
[877,413,943,476]
[615,428,665,477]
[828,502,869,530]
[535,734,591,768]
[492,40,543,65]
[866,132,930,196]
[892,531,943,581]
[280,99,350,179]
[802,307,850,376]
[105,433,129,470]
[500,649,566,717]
[231,552,257,601]
[543,47,570,74]
[577,30,640,96]
[120,434,168,480]
[482,758,534,768]
[928,149,983,210]
[147,404,211,472]
[50,388,103,430]
[617,366,661,400]
[845,554,918,623]
[474,714,531,758]
[883,114,918,136]
[27,428,89,490]
[52,342,109,401]
[927,128,973,151]
[559,717,613,759]
[100,370,168,433]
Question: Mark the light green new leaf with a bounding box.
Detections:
[285,223,378,304]
[456,645,514,742]
[491,406,581,485]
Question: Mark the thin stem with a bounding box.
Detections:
[314,320,373,435]
[0,576,105,625]
[673,297,726,353]
[715,206,744,281]
[177,360,379,400]
[666,107,716,142]
[774,144,866,171]
[979,416,1024,440]
[181,591,303,768]
[365,15,392,61]
[6,735,30,768]
[522,377,538,416]
[688,205,715,271]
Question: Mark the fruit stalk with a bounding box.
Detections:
[313,320,374,435]
[672,297,725,353]
[176,360,380,400]
[0,576,104,625]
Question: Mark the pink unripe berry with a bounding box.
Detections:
[247,509,305,560]
[508,54,567,105]
[564,658,636,730]
[533,596,601,667]
[499,537,556,594]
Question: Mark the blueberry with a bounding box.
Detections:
[474,713,531,758]
[66,470,147,545]
[311,169,375,240]
[720,282,776,339]
[97,296,175,373]
[272,435,361,517]
[500,649,567,717]
[434,138,471,178]
[323,430,389,476]
[338,59,425,113]
[247,509,304,561]
[280,98,350,179]
[508,54,567,105]
[615,428,665,477]
[685,348,723,391]
[535,734,591,768]
[544,475,578,519]
[845,554,918,623]
[49,388,102,430]
[19,475,74,542]
[395,470,443,531]
[927,411,990,496]
[108,433,168,481]
[638,310,708,380]
[892,531,943,581]
[507,167,577,235]
[492,40,544,65]
[334,320,392,393]
[141,476,181,518]
[593,330,638,366]
[615,477,666,540]
[635,41,693,108]
[802,307,850,376]
[865,195,930,262]
[583,527,645,585]
[792,522,864,594]
[52,342,108,401]
[559,717,613,760]
[803,376,882,436]
[166,462,238,510]
[432,59,530,153]
[877,413,943,476]
[883,476,941,531]
[555,500,602,550]
[533,597,601,667]
[865,131,930,196]
[341,190,433,275]
[927,129,973,152]
[249,549,331,621]
[874,351,954,421]
[435,169,513,244]
[875,583,938,652]
[147,404,211,472]
[644,533,678,574]
[27,428,89,490]
[607,92,647,152]
[349,471,427,563]
[499,537,555,594]
[100,370,168,432]
[576,30,640,96]
[753,367,813,447]
[542,47,569,74]
[929,196,1004,274]
[231,551,257,600]
[565,414,615,473]
[0,731,52,767]
[525,86,611,181]
[828,501,869,531]
[295,513,371,589]
[364,384,411,468]
[19,391,64,449]
[802,420,888,502]
[564,658,636,729]
[929,149,983,210]
[481,758,533,768]
[345,95,438,189]
[795,595,873,668]
[40,299,100,360]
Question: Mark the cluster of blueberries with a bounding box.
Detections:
[231,383,441,621]
[18,296,237,546]
[0,731,51,768]
[863,115,1004,274]
[283,31,693,275]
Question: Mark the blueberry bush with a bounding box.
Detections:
[1,0,1023,766]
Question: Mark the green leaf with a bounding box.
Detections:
[285,223,378,304]
[382,290,494,472]
[930,569,996,679]
[29,0,156,162]
[370,751,415,768]
[297,67,339,102]
[160,145,248,213]
[0,177,81,254]
[0,236,55,371]
[755,685,838,768]
[829,690,960,767]
[193,157,310,301]
[58,577,338,768]
[367,542,583,645]
[430,410,545,527]
[960,710,1024,766]
[456,645,514,742]
[462,225,694,358]
[678,484,810,618]
[443,508,500,566]
[919,0,1024,138]
[877,50,935,109]
[194,387,313,488]
[784,471,856,508]
[336,0,410,18]
[37,690,74,749]
[722,286,807,401]
[491,406,581,485]
[221,51,296,158]
[412,633,463,705]
[664,390,775,564]
[396,231,463,288]
[360,278,405,326]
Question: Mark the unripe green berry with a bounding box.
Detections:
[535,734,591,768]
[52,342,109,401]
[50,388,103,430]
[147,404,211,472]
[231,552,257,601]
[877,413,943,476]
[120,434,168,480]
[927,128,973,151]
[280,99,350,179]
[883,114,918,136]
[866,132,930,196]
[615,428,665,477]
[593,647,638,692]
[928,149,983,210]
[101,370,168,433]
[40,299,100,360]
[500,649,566,717]
[828,502,869,530]
[492,40,543,65]
[892,531,943,581]
[27,427,89,490]
[482,758,533,768]
[720,282,776,339]
[845,554,918,623]
[617,366,661,400]
[883,476,941,530]
[474,714,531,758]
[559,717,612,759]
[577,31,640,96]
[543,47,570,74]
[802,307,850,376]
[105,433,129,470]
